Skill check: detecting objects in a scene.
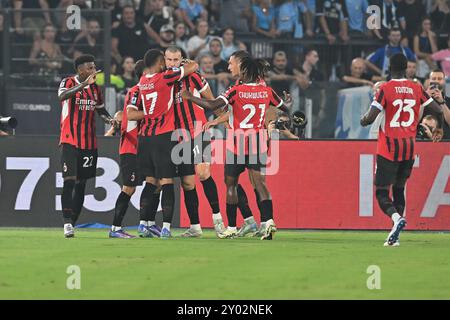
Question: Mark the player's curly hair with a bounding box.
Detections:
[240,56,269,83]
[74,54,95,71]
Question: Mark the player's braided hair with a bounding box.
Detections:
[240,56,269,83]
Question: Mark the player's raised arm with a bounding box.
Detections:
[181,89,226,111]
[269,88,290,114]
[180,59,199,79]
[58,70,100,101]
[203,111,230,131]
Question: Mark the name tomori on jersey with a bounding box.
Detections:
[394,87,414,94]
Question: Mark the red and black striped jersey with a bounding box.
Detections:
[58,75,104,150]
[137,67,185,136]
[371,79,433,162]
[173,71,209,139]
[120,85,141,155]
[219,82,283,155]
[219,83,283,131]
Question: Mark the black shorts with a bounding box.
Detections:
[60,143,98,180]
[224,150,267,178]
[375,155,415,187]
[138,132,177,179]
[120,153,143,187]
[176,133,212,177]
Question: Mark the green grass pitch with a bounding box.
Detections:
[0,228,449,299]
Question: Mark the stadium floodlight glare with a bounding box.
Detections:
[0,116,18,129]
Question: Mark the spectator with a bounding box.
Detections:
[423,69,450,139]
[366,28,416,76]
[430,0,450,32]
[268,51,304,95]
[198,53,227,96]
[275,0,312,39]
[406,59,419,81]
[139,0,171,35]
[398,0,425,43]
[121,56,137,90]
[413,16,438,79]
[219,0,252,32]
[209,38,229,75]
[417,114,440,140]
[252,0,277,39]
[13,0,52,37]
[100,0,125,29]
[220,27,246,61]
[176,0,208,32]
[186,19,211,59]
[151,24,176,51]
[73,18,102,59]
[345,0,369,34]
[316,0,350,44]
[432,35,450,77]
[174,22,189,56]
[342,58,382,88]
[28,23,63,80]
[111,5,156,63]
[370,0,405,40]
[294,48,324,90]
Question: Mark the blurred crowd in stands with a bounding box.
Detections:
[0,0,449,137]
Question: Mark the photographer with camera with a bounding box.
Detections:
[423,69,450,140]
[268,111,307,140]
[417,115,442,141]
[0,116,18,136]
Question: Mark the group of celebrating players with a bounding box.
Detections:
[58,46,289,241]
[57,46,446,246]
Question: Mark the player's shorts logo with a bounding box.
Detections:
[63,163,68,172]
[131,172,135,182]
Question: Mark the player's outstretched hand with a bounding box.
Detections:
[84,70,101,85]
[203,120,218,131]
[110,118,120,129]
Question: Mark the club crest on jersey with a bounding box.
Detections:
[63,163,68,172]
